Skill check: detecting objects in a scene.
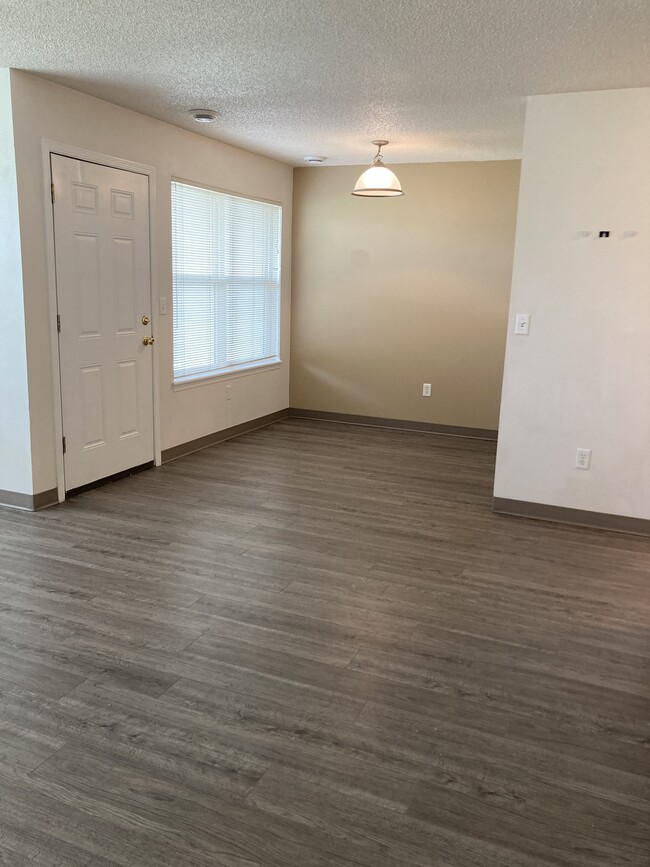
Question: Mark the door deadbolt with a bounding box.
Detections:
[141,314,150,325]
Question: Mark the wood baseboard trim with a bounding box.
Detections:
[0,487,59,512]
[493,497,650,537]
[161,409,290,463]
[288,408,498,441]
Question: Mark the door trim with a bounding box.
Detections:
[42,140,161,503]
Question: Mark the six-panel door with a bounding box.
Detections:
[52,155,154,491]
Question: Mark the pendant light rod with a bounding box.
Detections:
[371,140,389,162]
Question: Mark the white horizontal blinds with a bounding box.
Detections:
[171,181,281,381]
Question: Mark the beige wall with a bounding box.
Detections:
[7,70,292,496]
[290,161,520,429]
[494,88,650,520]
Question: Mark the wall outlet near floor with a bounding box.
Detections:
[575,448,591,470]
[225,384,232,401]
[422,383,432,397]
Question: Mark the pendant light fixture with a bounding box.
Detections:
[351,140,404,197]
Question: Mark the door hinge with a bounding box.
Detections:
[51,182,55,204]
[62,436,66,455]
[56,314,61,333]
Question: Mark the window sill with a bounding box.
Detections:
[172,359,282,391]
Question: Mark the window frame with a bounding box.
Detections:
[170,177,283,388]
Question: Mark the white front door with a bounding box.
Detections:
[51,155,154,491]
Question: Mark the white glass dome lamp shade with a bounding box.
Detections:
[352,140,404,197]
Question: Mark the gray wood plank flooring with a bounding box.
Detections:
[0,418,648,866]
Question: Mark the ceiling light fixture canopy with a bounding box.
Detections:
[352,140,404,197]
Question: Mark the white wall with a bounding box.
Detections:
[494,88,650,521]
[7,69,292,495]
[0,70,32,495]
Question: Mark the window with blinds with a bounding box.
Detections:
[171,180,282,383]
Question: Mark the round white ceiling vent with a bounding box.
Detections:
[303,155,327,164]
[189,109,219,123]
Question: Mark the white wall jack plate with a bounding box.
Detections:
[159,297,168,315]
[575,448,591,470]
[225,384,232,401]
[514,313,530,335]
[422,383,432,397]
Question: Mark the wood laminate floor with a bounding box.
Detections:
[0,418,648,866]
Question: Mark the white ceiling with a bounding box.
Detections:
[2,1,649,166]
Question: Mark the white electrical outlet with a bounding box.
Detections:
[422,383,432,397]
[575,448,591,470]
[514,313,530,335]
[225,384,232,401]
[159,297,168,315]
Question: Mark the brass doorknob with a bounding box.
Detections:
[141,314,150,325]
[142,336,155,346]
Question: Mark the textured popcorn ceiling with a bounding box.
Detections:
[1,1,649,165]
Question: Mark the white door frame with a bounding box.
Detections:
[42,140,161,503]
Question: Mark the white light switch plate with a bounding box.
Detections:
[514,313,530,335]
[159,297,168,315]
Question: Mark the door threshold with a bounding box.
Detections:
[66,461,155,499]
